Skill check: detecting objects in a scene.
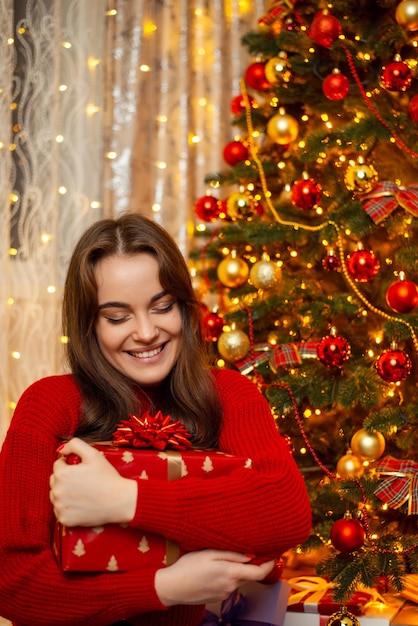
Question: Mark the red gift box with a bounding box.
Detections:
[286,576,373,616]
[53,446,252,572]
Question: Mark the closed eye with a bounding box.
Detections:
[104,314,130,324]
[152,300,176,314]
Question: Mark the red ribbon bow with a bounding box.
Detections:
[374,457,418,515]
[259,0,297,26]
[112,410,192,451]
[235,341,320,375]
[362,181,418,224]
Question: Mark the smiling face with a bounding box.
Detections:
[94,253,183,389]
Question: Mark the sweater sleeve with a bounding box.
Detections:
[131,368,311,558]
[0,377,167,626]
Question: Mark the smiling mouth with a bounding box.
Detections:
[128,345,164,359]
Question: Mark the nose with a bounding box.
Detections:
[131,313,159,343]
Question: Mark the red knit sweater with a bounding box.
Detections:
[0,368,311,626]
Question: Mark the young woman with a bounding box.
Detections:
[0,213,311,626]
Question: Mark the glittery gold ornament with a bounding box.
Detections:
[405,56,418,78]
[327,608,360,626]
[266,111,299,145]
[227,192,256,221]
[344,161,378,193]
[336,451,364,479]
[265,54,291,84]
[217,251,249,288]
[350,428,386,462]
[250,258,281,290]
[395,0,418,31]
[217,329,250,361]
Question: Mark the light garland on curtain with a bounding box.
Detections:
[0,0,106,443]
[0,0,267,446]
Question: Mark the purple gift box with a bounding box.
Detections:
[201,580,291,626]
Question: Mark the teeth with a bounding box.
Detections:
[130,346,162,359]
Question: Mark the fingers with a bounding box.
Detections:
[155,550,277,607]
[56,437,97,462]
[207,551,276,580]
[209,550,253,564]
[255,558,276,580]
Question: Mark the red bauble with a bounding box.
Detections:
[322,253,340,271]
[346,249,380,282]
[409,94,418,123]
[230,94,255,115]
[259,557,284,584]
[291,178,322,210]
[317,334,351,368]
[386,277,418,313]
[194,195,221,222]
[244,62,270,91]
[310,10,342,48]
[323,70,350,100]
[202,311,224,342]
[381,61,413,91]
[223,140,249,166]
[330,518,365,553]
[375,348,412,382]
[376,575,389,595]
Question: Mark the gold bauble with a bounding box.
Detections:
[267,112,299,145]
[249,259,280,290]
[336,451,364,479]
[227,192,256,221]
[265,55,291,84]
[217,329,250,362]
[396,0,418,31]
[405,57,418,78]
[350,428,386,461]
[344,162,378,193]
[217,253,249,288]
[327,609,360,626]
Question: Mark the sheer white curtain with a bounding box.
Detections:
[0,0,266,445]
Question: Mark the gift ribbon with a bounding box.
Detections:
[287,576,334,607]
[362,181,418,224]
[374,457,418,515]
[399,573,418,603]
[287,576,393,613]
[158,450,184,482]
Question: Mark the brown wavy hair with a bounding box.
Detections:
[62,213,222,447]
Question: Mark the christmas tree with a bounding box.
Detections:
[189,0,418,603]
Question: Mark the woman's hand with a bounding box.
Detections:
[155,550,275,606]
[49,437,137,527]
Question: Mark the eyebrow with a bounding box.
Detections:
[97,290,171,311]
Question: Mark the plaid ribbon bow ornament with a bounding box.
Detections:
[374,457,418,515]
[362,181,418,224]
